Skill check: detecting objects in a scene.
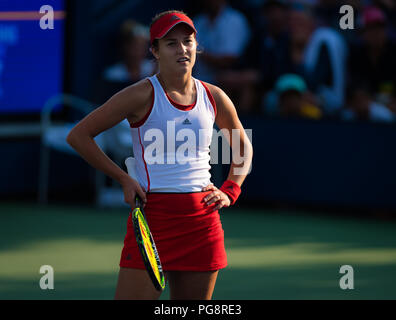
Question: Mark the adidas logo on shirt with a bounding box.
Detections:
[182,118,192,125]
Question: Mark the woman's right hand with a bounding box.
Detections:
[120,176,147,209]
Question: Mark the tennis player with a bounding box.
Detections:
[66,10,253,300]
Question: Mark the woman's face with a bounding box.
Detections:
[152,23,197,74]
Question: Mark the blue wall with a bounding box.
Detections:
[240,117,396,209]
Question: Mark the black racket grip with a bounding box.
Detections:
[134,195,148,222]
[135,195,142,208]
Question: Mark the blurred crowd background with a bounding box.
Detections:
[97,0,396,123]
[1,0,396,213]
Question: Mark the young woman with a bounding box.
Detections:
[67,10,253,300]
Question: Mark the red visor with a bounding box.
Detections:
[150,12,197,44]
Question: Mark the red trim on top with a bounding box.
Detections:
[138,127,150,192]
[165,91,196,111]
[200,81,217,117]
[130,80,155,128]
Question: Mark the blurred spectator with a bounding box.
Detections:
[258,3,347,115]
[261,0,289,38]
[372,0,396,32]
[218,0,290,114]
[258,2,311,91]
[210,0,291,115]
[288,5,316,75]
[304,23,347,114]
[313,0,365,29]
[255,0,290,90]
[263,73,322,119]
[100,20,156,101]
[314,0,343,28]
[290,4,347,114]
[314,0,363,46]
[193,0,251,83]
[348,6,396,115]
[341,84,395,122]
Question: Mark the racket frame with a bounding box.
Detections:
[131,196,165,291]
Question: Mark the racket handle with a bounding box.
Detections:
[135,195,142,208]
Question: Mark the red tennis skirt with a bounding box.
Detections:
[119,191,227,271]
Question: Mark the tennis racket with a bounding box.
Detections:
[125,157,165,291]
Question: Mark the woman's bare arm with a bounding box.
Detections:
[66,79,153,203]
[202,83,253,210]
[211,83,253,186]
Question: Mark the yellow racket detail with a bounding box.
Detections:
[136,210,161,284]
[132,206,165,291]
[126,162,165,291]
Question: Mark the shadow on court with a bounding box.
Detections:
[0,202,395,299]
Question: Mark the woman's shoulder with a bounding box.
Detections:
[198,80,228,104]
[196,80,238,120]
[198,80,221,96]
[120,78,153,101]
[109,78,154,122]
[119,79,154,124]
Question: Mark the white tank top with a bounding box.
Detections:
[130,74,216,192]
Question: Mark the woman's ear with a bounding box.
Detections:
[150,46,159,60]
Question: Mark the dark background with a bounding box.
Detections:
[1,0,395,216]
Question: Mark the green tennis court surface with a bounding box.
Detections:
[1,202,395,300]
